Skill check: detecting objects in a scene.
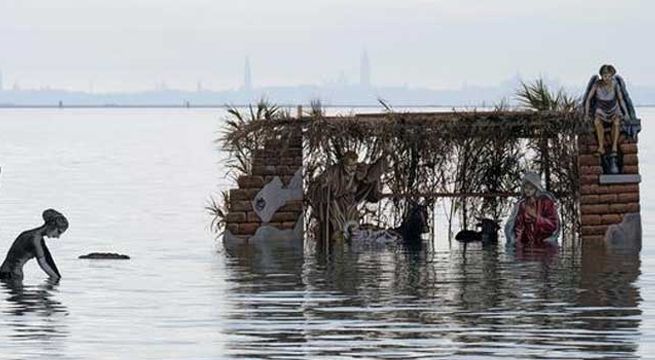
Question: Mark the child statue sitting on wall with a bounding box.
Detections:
[583,64,640,174]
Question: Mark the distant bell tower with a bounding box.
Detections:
[243,57,253,91]
[0,68,3,91]
[360,50,371,87]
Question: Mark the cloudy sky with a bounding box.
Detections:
[0,0,652,91]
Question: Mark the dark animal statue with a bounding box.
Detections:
[455,218,500,246]
[79,252,130,260]
[394,201,430,247]
[345,201,430,248]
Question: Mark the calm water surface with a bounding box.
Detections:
[0,108,653,359]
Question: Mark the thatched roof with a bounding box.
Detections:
[305,110,586,140]
[219,106,585,241]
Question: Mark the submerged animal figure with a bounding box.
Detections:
[394,201,430,247]
[455,218,500,246]
[345,201,430,247]
[78,252,130,260]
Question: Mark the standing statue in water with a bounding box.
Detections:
[505,172,560,249]
[583,64,640,174]
[0,209,69,282]
[308,149,388,244]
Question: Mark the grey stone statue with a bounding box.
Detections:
[308,150,388,244]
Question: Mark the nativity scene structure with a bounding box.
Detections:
[213,69,642,253]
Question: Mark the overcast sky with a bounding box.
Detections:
[0,0,652,91]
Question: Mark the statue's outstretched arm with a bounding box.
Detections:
[35,239,61,280]
[365,156,388,182]
[535,198,559,234]
[363,142,393,181]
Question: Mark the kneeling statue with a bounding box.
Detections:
[505,172,560,249]
[0,209,69,282]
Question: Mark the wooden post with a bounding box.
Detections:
[542,137,551,191]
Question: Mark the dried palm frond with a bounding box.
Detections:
[219,99,289,180]
[206,190,229,235]
[516,79,577,112]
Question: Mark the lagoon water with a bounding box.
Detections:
[0,108,653,359]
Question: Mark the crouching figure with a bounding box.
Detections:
[0,209,69,282]
[505,172,560,249]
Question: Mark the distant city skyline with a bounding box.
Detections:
[0,52,382,93]
[0,54,649,95]
[0,52,383,93]
[2,66,655,107]
[0,54,587,94]
[3,49,655,107]
[1,0,653,93]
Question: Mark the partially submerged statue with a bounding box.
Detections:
[505,172,560,248]
[344,200,430,248]
[456,218,501,245]
[0,209,69,282]
[583,64,640,173]
[308,149,388,243]
[78,252,130,260]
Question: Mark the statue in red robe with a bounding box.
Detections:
[505,172,560,248]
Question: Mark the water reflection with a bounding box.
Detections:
[1,279,68,342]
[575,244,641,357]
[222,239,642,359]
